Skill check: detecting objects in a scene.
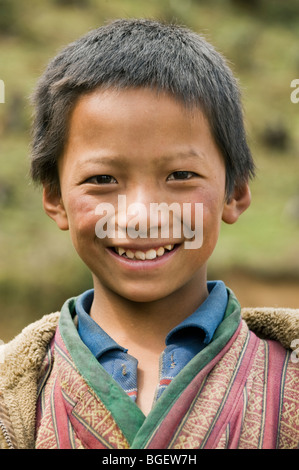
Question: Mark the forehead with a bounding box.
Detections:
[70,86,199,131]
[62,86,223,171]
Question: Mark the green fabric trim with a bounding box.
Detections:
[58,289,241,449]
[130,288,241,448]
[58,298,145,446]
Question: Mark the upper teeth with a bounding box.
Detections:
[114,244,174,260]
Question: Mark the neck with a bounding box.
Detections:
[90,271,209,354]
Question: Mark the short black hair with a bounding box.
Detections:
[30,18,255,198]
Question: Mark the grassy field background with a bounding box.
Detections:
[0,0,299,340]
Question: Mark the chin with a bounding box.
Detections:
[121,292,166,304]
[115,285,173,304]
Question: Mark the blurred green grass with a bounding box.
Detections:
[0,0,299,340]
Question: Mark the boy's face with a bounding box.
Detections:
[44,87,250,304]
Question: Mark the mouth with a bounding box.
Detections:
[110,243,178,261]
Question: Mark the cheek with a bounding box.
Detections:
[201,193,224,249]
[186,189,224,233]
[66,195,99,242]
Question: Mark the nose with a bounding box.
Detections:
[115,187,182,241]
[116,186,156,239]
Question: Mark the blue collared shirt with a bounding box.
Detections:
[76,281,228,402]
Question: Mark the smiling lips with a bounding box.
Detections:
[113,244,175,260]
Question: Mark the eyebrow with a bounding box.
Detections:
[76,156,128,170]
[77,149,204,167]
[164,150,205,162]
[156,150,206,166]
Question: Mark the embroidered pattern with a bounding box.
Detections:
[237,339,268,448]
[35,320,298,449]
[169,323,252,449]
[277,356,299,449]
[36,333,129,449]
[144,321,298,450]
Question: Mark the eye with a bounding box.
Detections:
[167,171,198,181]
[85,175,117,185]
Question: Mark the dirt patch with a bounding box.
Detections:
[220,270,299,309]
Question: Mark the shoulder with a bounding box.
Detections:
[241,307,299,448]
[0,312,60,448]
[0,312,60,387]
[241,306,299,351]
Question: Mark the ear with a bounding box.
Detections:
[43,185,69,231]
[222,183,251,224]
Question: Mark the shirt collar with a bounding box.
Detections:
[165,280,228,345]
[76,280,228,359]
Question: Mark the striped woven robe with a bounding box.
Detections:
[35,292,299,449]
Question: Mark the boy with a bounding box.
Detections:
[0,19,298,449]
